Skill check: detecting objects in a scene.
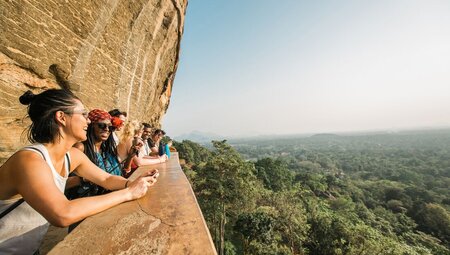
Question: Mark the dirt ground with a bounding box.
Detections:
[39,226,68,254]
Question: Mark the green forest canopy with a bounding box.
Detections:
[173,129,450,255]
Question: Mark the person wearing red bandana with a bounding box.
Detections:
[109,109,127,145]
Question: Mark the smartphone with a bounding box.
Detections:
[132,137,140,146]
[149,169,159,178]
[132,137,141,156]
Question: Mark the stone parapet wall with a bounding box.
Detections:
[49,153,217,254]
[0,0,187,163]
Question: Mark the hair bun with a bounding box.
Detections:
[19,90,36,105]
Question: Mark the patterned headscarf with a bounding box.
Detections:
[88,109,111,123]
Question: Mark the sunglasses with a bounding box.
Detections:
[96,122,115,132]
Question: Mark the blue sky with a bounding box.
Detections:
[163,0,450,137]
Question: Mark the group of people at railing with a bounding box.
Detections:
[67,109,169,199]
[0,89,171,254]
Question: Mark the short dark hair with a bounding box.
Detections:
[20,89,80,144]
[153,129,166,136]
[142,123,152,129]
[108,109,122,117]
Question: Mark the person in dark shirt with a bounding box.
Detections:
[141,123,152,156]
[148,129,166,156]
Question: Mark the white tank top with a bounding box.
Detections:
[0,144,70,254]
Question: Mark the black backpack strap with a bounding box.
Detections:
[65,153,71,172]
[0,199,25,219]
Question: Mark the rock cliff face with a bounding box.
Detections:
[0,0,187,163]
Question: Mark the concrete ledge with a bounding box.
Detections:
[49,153,216,254]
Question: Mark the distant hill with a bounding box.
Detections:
[174,131,225,144]
[175,128,450,145]
[311,133,340,137]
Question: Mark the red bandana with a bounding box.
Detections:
[88,109,111,123]
[111,116,124,128]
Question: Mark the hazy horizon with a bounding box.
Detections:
[173,125,450,140]
[163,0,450,137]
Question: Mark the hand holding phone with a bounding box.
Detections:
[126,170,159,200]
[131,137,144,156]
[149,169,159,179]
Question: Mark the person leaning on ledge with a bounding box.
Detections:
[148,129,166,156]
[0,89,159,254]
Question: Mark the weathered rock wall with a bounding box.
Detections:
[0,0,186,163]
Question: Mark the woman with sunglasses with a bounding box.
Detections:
[83,109,124,176]
[0,89,158,254]
[67,109,136,200]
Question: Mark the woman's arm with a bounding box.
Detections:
[122,142,143,174]
[129,140,167,167]
[149,140,159,156]
[132,153,167,167]
[149,146,159,156]
[143,155,159,159]
[12,150,157,227]
[70,148,127,190]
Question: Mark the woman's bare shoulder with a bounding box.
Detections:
[69,146,84,156]
[68,147,89,169]
[3,150,46,169]
[0,150,53,197]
